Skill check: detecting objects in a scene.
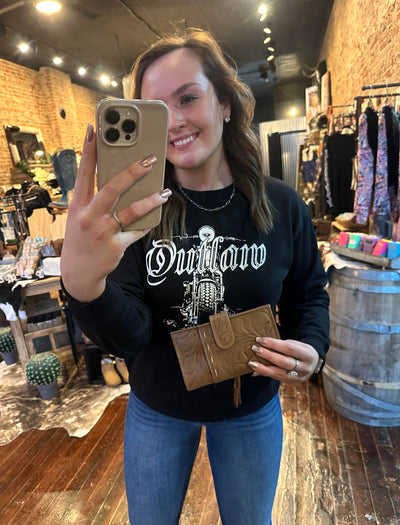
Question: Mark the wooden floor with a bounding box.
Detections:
[1,377,399,525]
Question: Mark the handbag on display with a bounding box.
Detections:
[170,304,280,406]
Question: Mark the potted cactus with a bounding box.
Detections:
[25,351,62,400]
[0,327,18,365]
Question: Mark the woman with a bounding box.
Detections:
[61,28,329,525]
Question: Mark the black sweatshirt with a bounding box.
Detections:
[65,177,329,421]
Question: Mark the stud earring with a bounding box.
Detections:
[224,116,231,123]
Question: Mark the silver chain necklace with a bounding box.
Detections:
[177,184,236,212]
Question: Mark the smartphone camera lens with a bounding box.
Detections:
[105,127,120,143]
[105,109,120,125]
[122,119,136,134]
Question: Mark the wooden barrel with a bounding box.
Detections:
[322,266,400,427]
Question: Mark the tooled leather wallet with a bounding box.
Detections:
[170,304,280,391]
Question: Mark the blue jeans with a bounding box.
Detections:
[124,392,283,525]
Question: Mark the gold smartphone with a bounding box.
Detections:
[96,98,169,231]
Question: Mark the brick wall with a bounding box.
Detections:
[319,0,400,106]
[0,59,107,186]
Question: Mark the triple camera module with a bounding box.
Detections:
[103,108,137,144]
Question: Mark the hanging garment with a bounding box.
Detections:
[321,136,334,214]
[396,139,400,224]
[373,107,392,215]
[325,132,356,217]
[301,144,319,182]
[268,133,283,179]
[382,105,400,220]
[51,149,77,206]
[354,108,378,224]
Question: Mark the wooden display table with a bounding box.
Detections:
[331,245,400,269]
[9,277,71,368]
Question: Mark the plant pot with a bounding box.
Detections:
[1,349,18,365]
[37,381,59,400]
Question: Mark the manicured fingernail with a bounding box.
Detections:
[248,361,259,368]
[252,345,262,354]
[140,154,157,167]
[86,123,94,142]
[159,188,172,198]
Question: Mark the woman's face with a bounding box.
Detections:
[140,48,230,176]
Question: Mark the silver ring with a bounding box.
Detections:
[287,358,300,377]
[112,211,125,230]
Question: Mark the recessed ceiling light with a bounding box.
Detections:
[78,67,87,76]
[263,36,271,44]
[35,1,62,14]
[18,42,30,53]
[263,27,272,34]
[258,4,267,16]
[110,80,118,87]
[53,56,62,65]
[100,75,110,85]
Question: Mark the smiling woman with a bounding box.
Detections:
[61,27,329,525]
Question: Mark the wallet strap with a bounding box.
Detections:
[209,311,235,348]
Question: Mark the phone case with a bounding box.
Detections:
[96,98,169,231]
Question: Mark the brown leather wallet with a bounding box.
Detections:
[170,304,280,393]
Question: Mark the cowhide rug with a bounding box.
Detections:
[0,360,130,445]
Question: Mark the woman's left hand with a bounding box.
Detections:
[248,337,320,383]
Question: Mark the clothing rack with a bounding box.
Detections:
[354,90,400,134]
[331,104,354,109]
[361,82,400,90]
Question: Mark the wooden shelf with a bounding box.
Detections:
[331,245,400,269]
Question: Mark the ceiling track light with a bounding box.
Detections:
[18,42,30,53]
[267,54,275,62]
[263,36,271,44]
[35,1,62,14]
[5,7,119,95]
[263,27,272,34]
[257,4,267,18]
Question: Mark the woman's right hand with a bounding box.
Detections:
[60,124,171,302]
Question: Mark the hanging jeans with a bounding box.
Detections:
[51,149,77,205]
[124,391,283,525]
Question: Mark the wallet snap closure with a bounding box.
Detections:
[210,311,235,348]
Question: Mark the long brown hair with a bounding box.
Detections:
[130,28,274,239]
